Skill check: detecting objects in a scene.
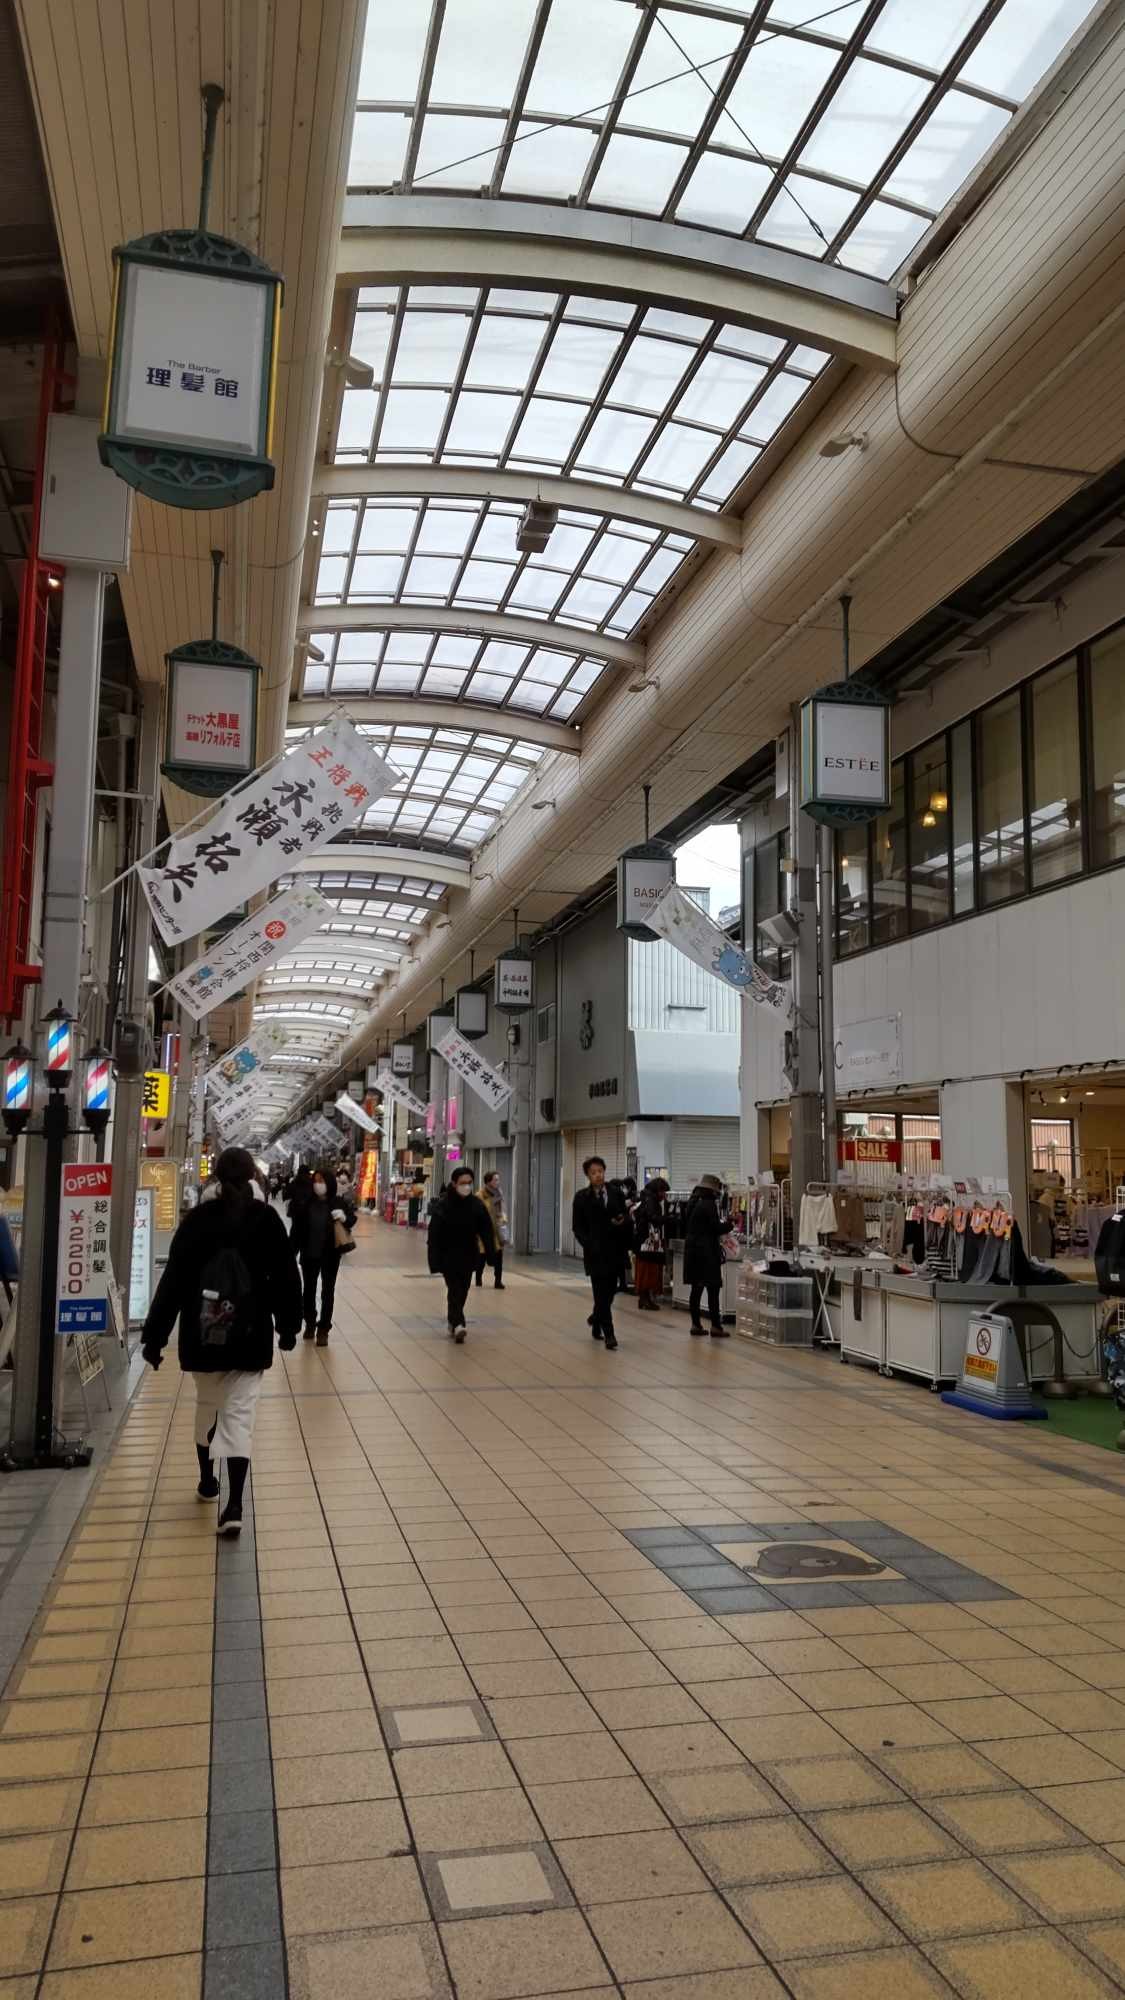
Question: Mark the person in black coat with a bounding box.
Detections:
[571,1155,629,1349]
[428,1167,495,1341]
[141,1147,302,1532]
[683,1176,728,1337]
[288,1166,357,1345]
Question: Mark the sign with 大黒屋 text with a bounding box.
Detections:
[139,720,398,945]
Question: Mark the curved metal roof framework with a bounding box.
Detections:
[253,0,1097,1120]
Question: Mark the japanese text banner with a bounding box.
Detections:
[646,883,791,1013]
[206,1022,289,1099]
[140,719,399,945]
[375,1070,428,1120]
[335,1093,379,1134]
[436,1027,512,1111]
[168,887,331,1021]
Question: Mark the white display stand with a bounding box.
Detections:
[829,1262,1101,1389]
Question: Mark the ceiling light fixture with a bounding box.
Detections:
[301,639,326,662]
[628,677,661,693]
[819,432,868,459]
[929,790,948,813]
[47,573,61,590]
[530,800,557,812]
[516,500,558,553]
[921,809,937,828]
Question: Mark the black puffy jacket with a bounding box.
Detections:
[142,1194,302,1373]
[682,1188,724,1286]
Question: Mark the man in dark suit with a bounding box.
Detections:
[571,1155,628,1350]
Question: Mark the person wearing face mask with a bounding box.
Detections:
[427,1167,494,1342]
[288,1166,357,1345]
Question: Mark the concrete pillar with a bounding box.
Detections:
[109,692,160,1288]
[788,783,825,1226]
[939,1078,1029,1234]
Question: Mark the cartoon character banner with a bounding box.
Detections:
[646,882,791,1012]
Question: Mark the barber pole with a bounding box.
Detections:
[3,1047,30,1115]
[45,1015,72,1079]
[84,1057,110,1117]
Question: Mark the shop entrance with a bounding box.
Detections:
[1025,1073,1125,1266]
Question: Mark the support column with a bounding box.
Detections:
[788,758,825,1234]
[939,1079,1029,1234]
[109,692,160,1289]
[9,565,107,1460]
[509,1019,533,1256]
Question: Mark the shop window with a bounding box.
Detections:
[835,821,869,956]
[909,735,951,931]
[536,1003,555,1044]
[1031,1116,1074,1177]
[1089,626,1125,868]
[871,759,908,946]
[975,690,1025,905]
[754,831,783,977]
[1028,657,1083,887]
[950,719,975,914]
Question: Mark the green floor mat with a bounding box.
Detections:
[1032,1391,1124,1450]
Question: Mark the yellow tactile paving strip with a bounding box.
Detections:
[6,1224,1125,1996]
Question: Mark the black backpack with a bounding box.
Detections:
[197,1243,254,1348]
[1095,1214,1125,1298]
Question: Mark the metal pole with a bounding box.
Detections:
[788,708,824,1233]
[197,84,224,234]
[819,824,838,1187]
[9,564,106,1462]
[109,692,160,1292]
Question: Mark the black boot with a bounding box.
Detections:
[196,1443,219,1501]
[218,1456,249,1536]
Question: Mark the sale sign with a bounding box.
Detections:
[56,1163,112,1336]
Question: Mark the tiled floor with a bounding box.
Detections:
[6,1221,1125,1996]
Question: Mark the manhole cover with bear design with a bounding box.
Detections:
[750,1543,888,1580]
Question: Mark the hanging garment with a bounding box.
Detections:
[798,1191,837,1244]
[832,1188,867,1246]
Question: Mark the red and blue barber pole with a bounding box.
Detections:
[44,1008,72,1085]
[83,1055,110,1116]
[2,1041,32,1135]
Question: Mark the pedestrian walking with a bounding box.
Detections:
[572,1156,628,1350]
[633,1178,669,1312]
[684,1175,729,1337]
[289,1167,357,1346]
[140,1147,301,1535]
[480,1171,508,1289]
[428,1167,494,1341]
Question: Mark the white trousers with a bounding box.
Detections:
[192,1369,262,1460]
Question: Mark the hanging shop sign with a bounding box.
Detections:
[336,1093,379,1135]
[494,949,534,1013]
[455,989,488,1041]
[365,1064,381,1089]
[437,1027,512,1113]
[838,1137,943,1165]
[99,225,282,511]
[139,719,398,946]
[347,1079,364,1101]
[799,681,890,827]
[647,883,790,1012]
[169,887,330,1021]
[617,840,676,942]
[140,1159,181,1244]
[376,1070,429,1121]
[161,642,261,797]
[129,1188,154,1325]
[56,1163,112,1336]
[141,1069,171,1121]
[426,1009,454,1052]
[392,1041,414,1076]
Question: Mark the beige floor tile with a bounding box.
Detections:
[435,1850,557,1915]
[929,1928,1116,1999]
[273,1750,395,1809]
[613,1722,747,1775]
[410,1789,542,1853]
[64,1817,206,1889]
[729,1877,894,1962]
[470,1661,579,1700]
[266,1672,373,1716]
[761,1755,902,1813]
[285,1921,450,2000]
[484,1694,600,1740]
[622,1973,787,2000]
[809,1801,960,1869]
[717,1712,847,1761]
[587,1891,761,1982]
[991,1847,1125,1923]
[47,1878,204,1969]
[269,1709,382,1759]
[37,1954,203,1998]
[439,1908,608,1999]
[566,1654,675,1693]
[587,1687,704,1730]
[779,1945,959,1999]
[392,1743,517,1797]
[277,1799,410,1867]
[828,1703,956,1753]
[861,1857,1032,1942]
[79,1767,208,1827]
[0,1833,69,1899]
[0,1781,83,1838]
[371,1668,479,1708]
[90,1723,209,1775]
[744,1639,857,1676]
[108,1656,211,1694]
[879,1744,1021,1798]
[931,1787,1083,1855]
[554,1829,709,1903]
[528,1776,670,1840]
[0,1700,103,1740]
[656,1648,762,1686]
[646,1765,788,1828]
[687,1815,838,1887]
[101,1688,211,1731]
[282,1857,428,1936]
[1039,1779,1125,1842]
[877,1664,998,1703]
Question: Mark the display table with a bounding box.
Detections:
[825,1261,1102,1388]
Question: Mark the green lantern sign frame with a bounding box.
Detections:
[98,85,282,512]
[799,678,891,829]
[161,639,261,799]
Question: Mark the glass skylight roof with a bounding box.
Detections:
[350,0,1093,279]
[336,287,827,512]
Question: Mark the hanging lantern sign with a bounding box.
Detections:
[494,948,534,1014]
[617,839,676,942]
[162,639,261,797]
[392,1041,414,1076]
[427,1008,454,1053]
[98,86,282,512]
[799,680,890,827]
[455,988,488,1041]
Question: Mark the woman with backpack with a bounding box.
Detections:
[288,1166,357,1345]
[140,1147,302,1535]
